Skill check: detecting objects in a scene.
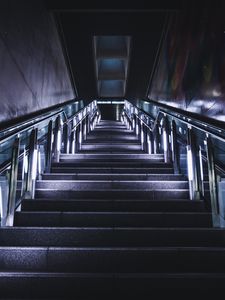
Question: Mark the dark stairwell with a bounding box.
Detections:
[1,100,225,299]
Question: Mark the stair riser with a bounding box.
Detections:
[35,190,190,200]
[21,200,206,212]
[42,174,185,181]
[52,162,171,167]
[14,212,212,228]
[0,228,224,247]
[78,149,144,154]
[51,167,174,174]
[0,274,224,298]
[0,248,224,272]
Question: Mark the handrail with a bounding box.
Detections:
[0,99,99,226]
[146,98,225,131]
[0,99,87,144]
[124,110,152,132]
[0,98,81,133]
[125,100,225,143]
[124,99,225,227]
[71,108,98,131]
[0,109,63,144]
[0,101,96,172]
[159,109,225,143]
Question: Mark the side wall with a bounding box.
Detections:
[0,0,75,123]
[149,3,225,121]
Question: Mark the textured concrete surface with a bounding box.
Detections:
[0,0,74,123]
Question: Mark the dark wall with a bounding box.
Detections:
[0,0,74,124]
[98,104,123,120]
[149,2,225,122]
[59,10,166,99]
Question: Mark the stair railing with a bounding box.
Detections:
[0,100,99,226]
[123,100,225,227]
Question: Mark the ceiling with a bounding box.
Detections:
[46,0,183,99]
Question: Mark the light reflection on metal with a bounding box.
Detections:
[32,149,38,180]
[57,130,61,152]
[136,122,139,136]
[38,149,41,179]
[206,136,220,226]
[6,137,20,226]
[163,129,168,152]
[199,146,204,196]
[0,186,2,220]
[187,146,194,181]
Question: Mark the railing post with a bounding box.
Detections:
[132,114,136,132]
[79,121,83,150]
[87,115,90,134]
[24,128,38,200]
[162,116,172,163]
[147,130,154,154]
[187,127,201,200]
[153,123,160,154]
[171,120,180,174]
[63,121,69,154]
[84,115,88,140]
[206,135,220,226]
[140,120,144,150]
[142,124,147,153]
[6,137,20,226]
[69,130,75,154]
[53,115,62,163]
[135,116,139,137]
[45,120,53,173]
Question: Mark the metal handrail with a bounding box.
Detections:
[0,99,99,226]
[124,99,225,227]
[125,100,225,143]
[123,110,152,132]
[0,110,63,145]
[159,109,225,143]
[0,109,63,143]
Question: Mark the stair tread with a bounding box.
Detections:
[4,119,221,292]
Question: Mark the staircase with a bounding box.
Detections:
[1,119,225,298]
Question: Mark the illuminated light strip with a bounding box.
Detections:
[57,130,61,152]
[32,149,38,180]
[136,123,139,135]
[141,123,144,144]
[163,129,168,152]
[199,146,204,181]
[171,130,174,153]
[147,134,152,154]
[0,186,2,219]
[187,147,193,181]
[24,154,28,174]
[38,150,41,175]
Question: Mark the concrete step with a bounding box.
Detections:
[14,212,212,227]
[91,128,132,133]
[0,227,224,247]
[21,199,206,212]
[52,161,173,168]
[42,173,186,181]
[35,180,189,190]
[85,138,139,143]
[50,167,174,174]
[35,189,190,200]
[0,246,224,273]
[78,149,145,154]
[0,272,224,298]
[59,153,164,160]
